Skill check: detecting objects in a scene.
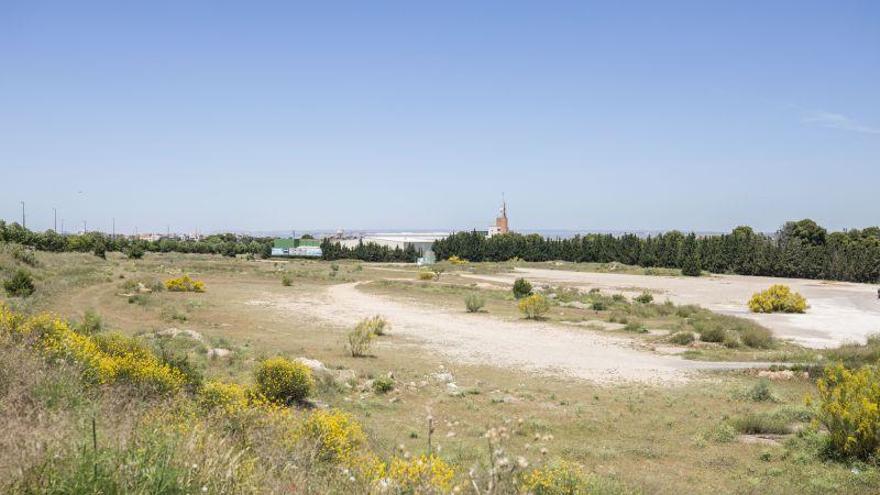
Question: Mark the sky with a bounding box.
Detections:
[1,1,878,234]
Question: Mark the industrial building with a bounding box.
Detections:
[338,233,448,264]
[271,238,322,257]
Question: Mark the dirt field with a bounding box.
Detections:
[460,267,880,348]
[249,282,768,385]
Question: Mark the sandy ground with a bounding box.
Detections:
[461,268,880,348]
[249,282,770,385]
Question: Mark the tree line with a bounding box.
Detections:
[320,238,420,263]
[432,219,880,284]
[0,221,274,258]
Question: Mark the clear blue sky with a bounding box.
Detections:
[2,1,878,234]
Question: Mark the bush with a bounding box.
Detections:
[748,285,807,313]
[590,301,607,311]
[520,460,595,495]
[93,241,106,259]
[747,379,774,402]
[681,255,701,276]
[512,278,533,299]
[699,326,726,343]
[447,255,468,265]
[197,380,250,413]
[465,293,485,313]
[634,292,654,304]
[669,331,695,345]
[254,357,315,404]
[298,409,366,463]
[164,275,205,293]
[518,294,549,319]
[611,293,626,302]
[731,412,790,435]
[11,245,38,266]
[815,363,880,460]
[4,269,35,297]
[347,324,376,357]
[387,454,455,493]
[740,325,773,348]
[281,274,292,286]
[372,375,394,394]
[124,245,145,259]
[417,270,435,281]
[356,315,389,336]
[77,309,103,335]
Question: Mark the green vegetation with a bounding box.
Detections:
[432,219,880,283]
[513,277,533,299]
[281,273,293,286]
[3,269,35,297]
[815,363,880,460]
[633,291,654,304]
[464,293,486,313]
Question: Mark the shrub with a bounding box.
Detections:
[298,409,366,463]
[624,321,648,333]
[347,324,376,357]
[11,245,38,266]
[634,292,654,304]
[93,241,106,259]
[124,245,145,259]
[588,288,601,295]
[4,269,35,297]
[590,301,607,311]
[611,293,626,302]
[518,294,549,320]
[512,278,533,299]
[77,309,103,335]
[372,375,394,394]
[465,293,486,313]
[520,460,593,495]
[254,357,315,404]
[281,274,292,286]
[815,363,880,460]
[681,255,701,276]
[748,284,807,313]
[164,275,206,293]
[387,454,454,493]
[669,331,695,345]
[722,332,740,348]
[197,380,250,413]
[357,315,389,336]
[747,379,774,402]
[418,270,435,281]
[740,325,773,348]
[731,412,790,435]
[447,255,469,265]
[699,326,726,343]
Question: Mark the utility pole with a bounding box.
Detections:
[20,201,25,228]
[53,208,57,232]
[167,224,170,237]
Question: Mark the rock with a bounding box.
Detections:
[207,348,232,358]
[295,357,331,375]
[757,370,799,381]
[433,372,455,383]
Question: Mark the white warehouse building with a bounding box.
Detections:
[338,232,448,264]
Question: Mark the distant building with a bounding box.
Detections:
[488,197,510,237]
[338,232,448,264]
[272,238,322,257]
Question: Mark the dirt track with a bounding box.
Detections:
[462,267,880,348]
[251,282,771,385]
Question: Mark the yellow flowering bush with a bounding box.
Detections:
[815,363,880,460]
[748,284,807,313]
[386,454,455,493]
[518,294,550,319]
[254,357,315,404]
[447,255,469,265]
[0,304,186,393]
[520,460,593,495]
[418,270,435,281]
[165,275,206,293]
[198,380,251,413]
[298,409,366,464]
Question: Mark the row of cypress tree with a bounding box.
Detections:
[431,220,880,283]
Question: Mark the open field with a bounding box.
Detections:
[453,265,880,348]
[2,249,880,493]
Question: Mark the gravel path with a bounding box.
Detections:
[462,267,880,348]
[252,282,771,385]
